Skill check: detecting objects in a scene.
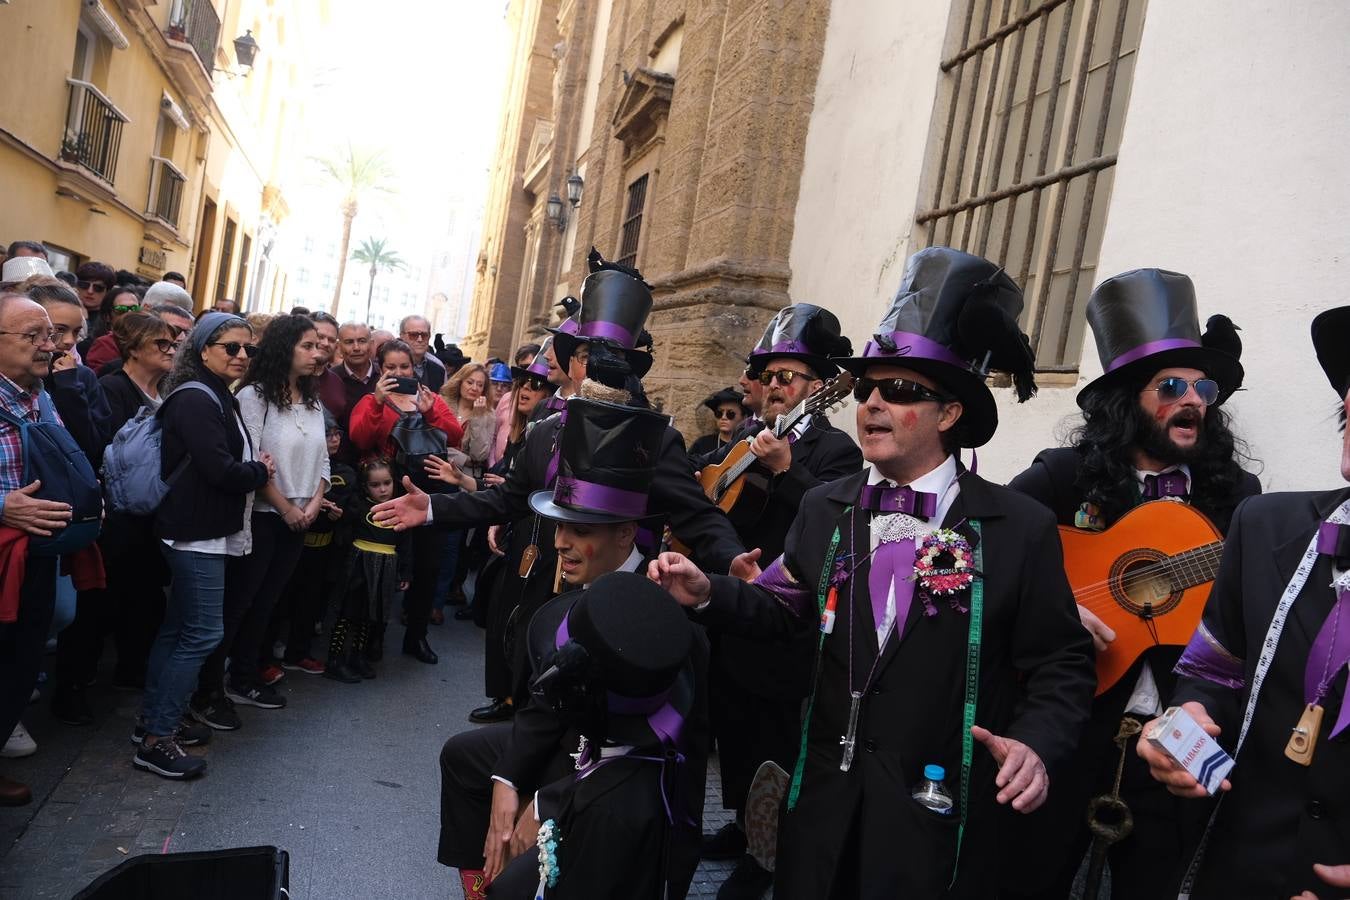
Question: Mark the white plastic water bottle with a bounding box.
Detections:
[911,764,954,814]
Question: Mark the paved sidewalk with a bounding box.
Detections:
[0,619,746,899]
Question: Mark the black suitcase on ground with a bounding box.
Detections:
[74,845,289,899]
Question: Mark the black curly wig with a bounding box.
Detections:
[235,313,320,410]
[1071,378,1255,525]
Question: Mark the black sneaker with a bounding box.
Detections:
[716,854,773,900]
[190,695,242,731]
[51,686,94,726]
[226,682,286,709]
[701,822,747,860]
[133,738,206,780]
[132,722,213,747]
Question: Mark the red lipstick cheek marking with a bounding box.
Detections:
[582,544,595,560]
[1154,403,1175,424]
[901,410,918,429]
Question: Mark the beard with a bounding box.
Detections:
[1133,404,1205,465]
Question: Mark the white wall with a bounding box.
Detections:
[794,0,1350,490]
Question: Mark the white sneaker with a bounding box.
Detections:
[3,721,37,758]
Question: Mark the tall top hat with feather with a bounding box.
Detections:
[1312,306,1350,400]
[746,304,853,378]
[839,246,1036,447]
[553,248,655,378]
[1077,268,1244,408]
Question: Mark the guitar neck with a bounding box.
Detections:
[1164,542,1224,589]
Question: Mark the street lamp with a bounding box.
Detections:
[233,30,260,70]
[546,193,566,232]
[565,172,584,207]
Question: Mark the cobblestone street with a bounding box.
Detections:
[0,618,739,899]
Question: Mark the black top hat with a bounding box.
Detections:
[1077,269,1244,408]
[702,387,747,414]
[510,335,554,381]
[1312,306,1350,399]
[553,249,655,379]
[746,304,852,378]
[529,572,695,747]
[838,246,1036,448]
[529,398,667,524]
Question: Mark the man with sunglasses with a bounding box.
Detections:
[400,314,447,392]
[652,247,1094,898]
[693,304,862,900]
[1006,269,1261,900]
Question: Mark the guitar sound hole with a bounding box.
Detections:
[1108,550,1183,618]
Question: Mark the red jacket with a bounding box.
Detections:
[83,333,121,373]
[348,393,463,464]
[0,527,28,623]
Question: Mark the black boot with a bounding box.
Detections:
[350,625,376,680]
[366,622,385,662]
[323,620,361,684]
[402,634,438,664]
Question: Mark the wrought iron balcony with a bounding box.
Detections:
[166,0,221,75]
[61,80,128,184]
[148,156,187,229]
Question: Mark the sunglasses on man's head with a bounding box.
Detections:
[77,280,107,292]
[209,341,259,359]
[1146,376,1219,406]
[757,368,809,387]
[852,377,953,405]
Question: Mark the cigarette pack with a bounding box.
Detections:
[1146,705,1234,796]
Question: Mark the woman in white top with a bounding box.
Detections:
[190,314,329,723]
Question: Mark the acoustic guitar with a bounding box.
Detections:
[697,375,853,532]
[1057,500,1223,696]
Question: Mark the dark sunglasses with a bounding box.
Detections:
[716,408,742,420]
[77,280,108,292]
[151,338,178,354]
[853,377,953,405]
[403,330,430,340]
[113,304,140,314]
[523,376,549,391]
[757,368,809,386]
[1147,377,1219,406]
[209,341,259,359]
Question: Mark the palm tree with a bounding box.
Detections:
[350,237,405,323]
[313,144,393,315]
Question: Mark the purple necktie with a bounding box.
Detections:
[1310,523,1350,739]
[1142,472,1188,499]
[863,482,934,639]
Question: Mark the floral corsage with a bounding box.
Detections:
[913,529,976,614]
[535,818,562,898]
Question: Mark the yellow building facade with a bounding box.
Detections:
[0,0,327,312]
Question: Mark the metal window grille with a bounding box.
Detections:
[916,0,1145,370]
[616,174,649,270]
[62,81,127,184]
[168,0,221,75]
[148,157,186,228]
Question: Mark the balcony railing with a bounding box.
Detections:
[61,80,128,184]
[167,0,221,75]
[148,156,187,228]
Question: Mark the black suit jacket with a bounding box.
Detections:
[698,468,1095,898]
[1172,489,1350,900]
[716,418,862,699]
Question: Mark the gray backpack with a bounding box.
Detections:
[101,382,221,515]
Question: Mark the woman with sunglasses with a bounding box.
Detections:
[350,339,464,664]
[135,313,274,780]
[73,260,113,341]
[688,387,748,458]
[189,315,330,722]
[82,285,143,374]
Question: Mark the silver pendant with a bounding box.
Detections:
[839,691,863,772]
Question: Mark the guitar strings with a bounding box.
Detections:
[1068,545,1224,610]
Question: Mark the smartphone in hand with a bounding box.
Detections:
[391,376,420,395]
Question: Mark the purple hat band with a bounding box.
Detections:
[577,320,636,348]
[554,475,648,518]
[861,331,969,370]
[525,358,551,378]
[1105,338,1202,373]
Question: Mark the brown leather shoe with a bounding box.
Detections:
[0,774,32,806]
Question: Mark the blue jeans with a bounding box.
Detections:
[433,530,463,611]
[142,546,226,737]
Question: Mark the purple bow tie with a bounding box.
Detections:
[1142,472,1188,499]
[859,483,937,520]
[545,395,566,413]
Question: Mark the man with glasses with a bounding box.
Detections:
[320,322,380,465]
[400,315,447,391]
[1006,269,1261,900]
[694,304,862,900]
[652,247,1093,898]
[0,293,76,807]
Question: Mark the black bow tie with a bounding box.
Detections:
[858,483,936,520]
